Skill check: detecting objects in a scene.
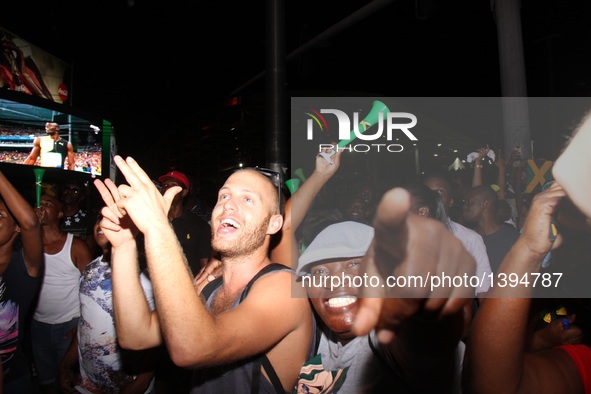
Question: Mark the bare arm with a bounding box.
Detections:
[463,184,583,394]
[0,170,43,276]
[94,178,164,350]
[270,149,343,268]
[66,141,75,171]
[23,137,41,165]
[471,147,488,187]
[71,236,93,273]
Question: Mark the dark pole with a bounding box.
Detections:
[266,0,286,181]
[493,0,532,159]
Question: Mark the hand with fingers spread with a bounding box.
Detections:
[352,188,476,342]
[102,156,179,236]
[93,177,139,248]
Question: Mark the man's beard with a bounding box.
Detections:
[212,214,271,258]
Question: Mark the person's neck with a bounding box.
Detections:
[62,203,81,217]
[41,225,65,244]
[219,249,271,292]
[477,215,501,236]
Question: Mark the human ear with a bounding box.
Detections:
[267,214,283,235]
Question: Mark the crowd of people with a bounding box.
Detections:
[0,108,590,393]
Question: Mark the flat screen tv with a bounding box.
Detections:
[0,92,116,180]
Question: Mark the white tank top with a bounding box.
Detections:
[33,233,81,323]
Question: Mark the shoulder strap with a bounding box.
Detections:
[201,263,290,393]
[239,263,290,302]
[242,263,290,394]
[201,276,223,301]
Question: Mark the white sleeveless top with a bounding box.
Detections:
[33,233,81,323]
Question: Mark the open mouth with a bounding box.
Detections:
[221,218,240,229]
[327,296,357,308]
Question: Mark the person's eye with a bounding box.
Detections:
[311,268,329,276]
[348,260,361,268]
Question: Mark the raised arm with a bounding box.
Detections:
[270,149,343,268]
[94,177,163,350]
[495,148,507,199]
[471,146,489,188]
[0,170,43,276]
[463,183,583,394]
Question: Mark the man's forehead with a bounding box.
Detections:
[224,169,267,186]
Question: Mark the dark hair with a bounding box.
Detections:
[472,184,499,210]
[406,182,450,226]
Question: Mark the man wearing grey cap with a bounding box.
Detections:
[295,187,475,393]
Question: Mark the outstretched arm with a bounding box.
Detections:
[0,170,42,276]
[463,184,583,394]
[94,177,164,350]
[352,188,475,392]
[471,146,489,188]
[270,149,343,268]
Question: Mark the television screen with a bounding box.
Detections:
[0,96,104,176]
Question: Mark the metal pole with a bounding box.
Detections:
[266,0,286,182]
[493,0,532,159]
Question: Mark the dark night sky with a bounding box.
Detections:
[2,0,591,171]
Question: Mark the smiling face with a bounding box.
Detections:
[306,258,364,344]
[345,197,368,223]
[211,169,282,258]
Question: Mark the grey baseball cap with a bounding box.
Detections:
[296,221,374,275]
